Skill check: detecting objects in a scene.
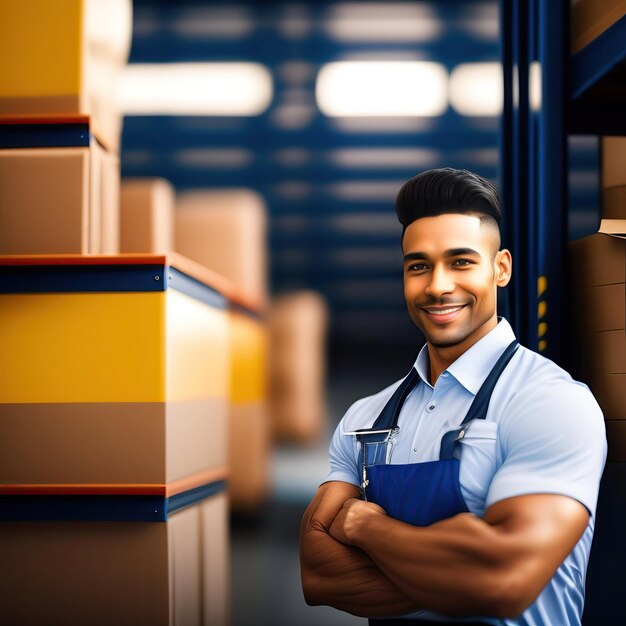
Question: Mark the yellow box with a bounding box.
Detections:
[0,0,132,151]
[0,254,231,489]
[228,309,269,511]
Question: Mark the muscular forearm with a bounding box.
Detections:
[352,511,514,617]
[300,481,420,617]
[301,522,420,617]
[343,495,588,619]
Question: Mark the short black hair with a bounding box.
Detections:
[395,168,502,240]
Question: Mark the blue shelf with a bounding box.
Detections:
[570,13,626,102]
[569,14,626,135]
[0,262,227,311]
[0,122,92,149]
[0,480,227,522]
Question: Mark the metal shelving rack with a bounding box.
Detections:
[501,0,567,364]
[502,2,626,624]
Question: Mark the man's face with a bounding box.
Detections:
[402,213,511,350]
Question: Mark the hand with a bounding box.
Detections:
[329,497,387,547]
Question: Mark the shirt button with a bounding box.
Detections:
[428,404,435,410]
[413,447,418,452]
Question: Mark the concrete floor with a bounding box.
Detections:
[231,497,363,626]
[230,342,419,626]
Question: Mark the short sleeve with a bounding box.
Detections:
[486,381,607,517]
[324,406,361,487]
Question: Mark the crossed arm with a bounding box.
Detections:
[300,480,589,619]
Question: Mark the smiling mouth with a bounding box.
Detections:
[422,306,465,315]
[420,304,468,322]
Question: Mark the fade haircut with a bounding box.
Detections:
[395,168,502,244]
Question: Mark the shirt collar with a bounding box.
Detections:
[413,317,517,394]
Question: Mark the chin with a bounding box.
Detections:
[428,335,469,348]
[422,326,472,349]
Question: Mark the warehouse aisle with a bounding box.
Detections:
[231,498,362,626]
[231,344,419,626]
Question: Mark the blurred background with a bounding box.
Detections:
[1,0,614,625]
[117,4,601,620]
[121,4,501,623]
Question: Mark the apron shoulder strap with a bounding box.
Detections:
[370,367,420,431]
[439,340,519,460]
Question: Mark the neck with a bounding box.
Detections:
[427,315,499,386]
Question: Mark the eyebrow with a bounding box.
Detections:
[403,248,482,262]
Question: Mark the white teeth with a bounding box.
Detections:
[427,306,463,315]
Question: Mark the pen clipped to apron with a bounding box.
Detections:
[343,427,399,496]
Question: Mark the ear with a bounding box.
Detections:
[495,249,512,287]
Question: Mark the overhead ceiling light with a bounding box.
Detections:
[329,180,406,201]
[316,61,448,117]
[170,7,253,39]
[329,148,440,168]
[173,148,253,168]
[529,61,542,112]
[449,62,503,116]
[328,212,401,235]
[119,63,273,116]
[324,3,442,42]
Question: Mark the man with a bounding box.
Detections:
[300,168,606,626]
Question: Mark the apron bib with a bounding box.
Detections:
[357,340,519,527]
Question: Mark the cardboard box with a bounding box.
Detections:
[269,291,328,442]
[176,190,268,307]
[0,255,230,487]
[120,178,175,254]
[0,143,119,254]
[579,283,625,332]
[606,420,626,462]
[602,137,626,189]
[569,232,626,287]
[0,399,228,487]
[603,185,626,219]
[0,0,132,151]
[228,309,269,511]
[571,0,626,53]
[229,402,269,511]
[100,148,120,253]
[0,492,229,626]
[591,374,626,419]
[588,329,626,373]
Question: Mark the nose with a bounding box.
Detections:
[424,264,455,298]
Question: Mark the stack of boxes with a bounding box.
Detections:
[0,0,131,255]
[0,3,232,623]
[269,292,329,443]
[569,137,626,460]
[175,190,270,511]
[0,254,232,626]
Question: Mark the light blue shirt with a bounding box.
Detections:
[326,317,607,626]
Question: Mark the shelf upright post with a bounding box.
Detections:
[500,0,568,363]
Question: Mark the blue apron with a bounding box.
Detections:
[357,340,519,528]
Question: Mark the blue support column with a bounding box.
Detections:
[536,0,568,363]
[500,0,567,363]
